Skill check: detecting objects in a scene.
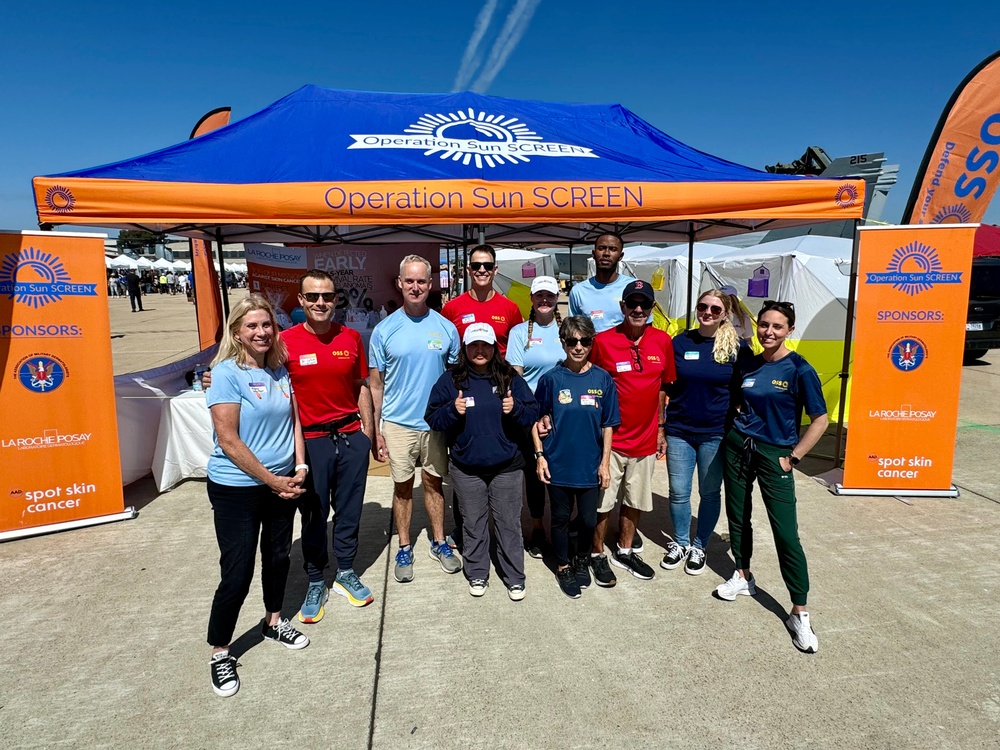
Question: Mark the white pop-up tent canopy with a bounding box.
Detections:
[490,248,559,316]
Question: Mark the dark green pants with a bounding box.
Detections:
[723,429,809,606]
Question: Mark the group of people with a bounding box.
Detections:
[202,234,828,698]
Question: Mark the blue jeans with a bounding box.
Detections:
[667,434,724,550]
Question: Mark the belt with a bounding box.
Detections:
[303,413,361,435]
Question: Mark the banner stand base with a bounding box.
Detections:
[0,507,137,543]
[832,484,959,498]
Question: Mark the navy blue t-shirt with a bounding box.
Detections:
[732,351,827,448]
[666,331,752,439]
[534,365,621,488]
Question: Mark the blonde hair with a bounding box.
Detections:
[211,294,288,371]
[699,289,740,364]
[399,254,432,279]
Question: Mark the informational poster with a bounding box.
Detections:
[0,230,131,540]
[839,224,976,496]
[245,243,440,331]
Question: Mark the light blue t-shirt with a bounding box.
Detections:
[568,274,637,333]
[370,308,460,430]
[506,318,563,392]
[206,359,296,487]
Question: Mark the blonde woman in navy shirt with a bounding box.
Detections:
[716,300,828,654]
[661,289,751,576]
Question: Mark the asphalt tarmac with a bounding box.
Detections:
[1,289,997,749]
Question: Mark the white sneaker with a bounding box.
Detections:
[786,611,819,653]
[469,579,488,597]
[715,571,756,601]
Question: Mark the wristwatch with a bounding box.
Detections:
[534,451,545,459]
[788,455,800,466]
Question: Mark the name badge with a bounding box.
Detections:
[528,338,543,347]
[248,382,266,399]
[616,361,632,373]
[592,310,604,319]
[461,313,475,325]
[684,351,700,361]
[299,353,318,366]
[428,339,442,350]
[742,377,756,388]
[464,396,476,408]
[580,394,597,407]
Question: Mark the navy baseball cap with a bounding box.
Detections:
[622,279,655,302]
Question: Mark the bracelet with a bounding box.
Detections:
[294,463,310,473]
[658,423,666,428]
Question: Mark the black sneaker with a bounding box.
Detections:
[685,546,707,575]
[631,530,644,554]
[557,566,581,599]
[526,529,546,559]
[210,651,240,697]
[611,548,655,580]
[660,541,688,570]
[261,617,310,650]
[572,554,592,590]
[590,554,617,588]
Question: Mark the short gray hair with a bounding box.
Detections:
[399,254,432,279]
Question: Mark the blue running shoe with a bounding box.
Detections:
[394,546,414,583]
[298,581,328,624]
[333,568,374,607]
[429,539,463,574]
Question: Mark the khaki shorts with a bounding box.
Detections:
[382,421,448,483]
[598,451,656,513]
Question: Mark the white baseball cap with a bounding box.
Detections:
[530,276,559,295]
[463,322,496,345]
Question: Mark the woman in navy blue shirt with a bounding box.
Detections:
[716,300,828,655]
[662,289,750,576]
[532,316,620,599]
[426,323,538,600]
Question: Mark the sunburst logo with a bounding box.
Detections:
[835,183,858,208]
[44,185,75,213]
[931,203,972,224]
[864,241,963,296]
[0,247,97,308]
[348,108,598,169]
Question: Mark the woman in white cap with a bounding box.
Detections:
[426,323,539,600]
[506,276,564,558]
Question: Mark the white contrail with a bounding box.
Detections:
[470,0,541,93]
[452,0,499,92]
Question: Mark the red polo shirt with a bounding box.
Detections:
[441,291,523,356]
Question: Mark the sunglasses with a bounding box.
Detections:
[624,297,654,310]
[302,292,336,302]
[469,262,496,272]
[630,344,644,372]
[562,336,594,348]
[696,302,724,315]
[762,300,795,309]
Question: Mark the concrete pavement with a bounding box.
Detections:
[0,291,997,749]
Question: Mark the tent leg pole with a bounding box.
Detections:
[685,224,695,329]
[214,228,230,321]
[833,219,861,469]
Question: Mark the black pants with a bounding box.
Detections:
[129,291,143,311]
[299,430,371,580]
[521,439,547,521]
[548,485,599,567]
[206,479,296,647]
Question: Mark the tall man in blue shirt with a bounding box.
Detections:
[370,255,463,583]
[568,233,637,334]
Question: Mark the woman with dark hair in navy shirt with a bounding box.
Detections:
[426,323,538,600]
[532,315,620,599]
[716,300,828,654]
[661,289,751,576]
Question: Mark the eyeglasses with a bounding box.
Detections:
[630,344,644,372]
[696,302,724,315]
[562,336,594,348]
[469,262,496,272]
[302,292,336,302]
[624,297,654,311]
[762,300,794,309]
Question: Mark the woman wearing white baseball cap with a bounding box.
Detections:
[425,323,539,600]
[506,276,564,558]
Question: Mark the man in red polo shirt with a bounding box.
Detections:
[442,244,523,356]
[283,270,379,622]
[588,279,676,586]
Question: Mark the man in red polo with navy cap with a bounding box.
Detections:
[587,279,676,586]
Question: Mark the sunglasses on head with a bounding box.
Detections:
[762,300,794,309]
[469,262,496,272]
[562,336,594,347]
[696,302,724,315]
[624,297,654,310]
[302,292,336,302]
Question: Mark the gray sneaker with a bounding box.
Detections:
[394,546,414,583]
[429,539,463,574]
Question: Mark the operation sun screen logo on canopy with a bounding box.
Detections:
[348,108,599,170]
[842,225,975,495]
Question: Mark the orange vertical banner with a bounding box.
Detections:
[0,231,134,540]
[838,225,976,497]
[904,51,1000,225]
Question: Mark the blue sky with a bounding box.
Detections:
[3,1,1000,231]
